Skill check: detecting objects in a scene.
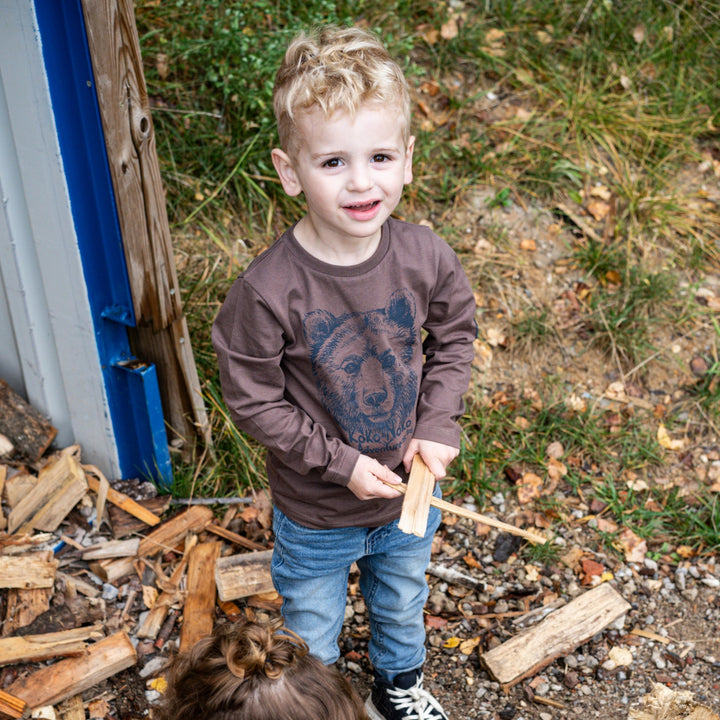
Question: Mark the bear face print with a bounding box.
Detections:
[303,289,419,455]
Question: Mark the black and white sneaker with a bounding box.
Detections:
[365,669,449,720]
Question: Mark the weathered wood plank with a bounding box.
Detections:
[137,505,214,557]
[7,632,137,710]
[215,550,274,602]
[82,538,140,560]
[480,583,631,687]
[0,379,57,461]
[78,0,211,455]
[8,454,87,534]
[0,624,104,666]
[179,540,221,652]
[0,555,58,590]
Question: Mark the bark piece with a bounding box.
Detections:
[0,379,57,461]
[628,683,720,720]
[7,631,137,710]
[398,455,435,538]
[215,550,274,602]
[108,495,170,539]
[0,624,104,666]
[56,696,84,720]
[480,583,630,687]
[8,454,87,534]
[0,555,58,589]
[179,540,221,652]
[137,505,213,557]
[0,689,27,720]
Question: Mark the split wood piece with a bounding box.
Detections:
[136,534,196,640]
[215,550,274,602]
[398,455,435,538]
[628,682,720,720]
[89,556,136,585]
[8,454,87,534]
[0,689,27,720]
[0,379,57,462]
[82,538,140,561]
[86,474,161,527]
[2,551,54,637]
[56,571,101,599]
[0,554,58,589]
[0,465,6,531]
[137,505,213,557]
[7,631,137,711]
[0,623,104,666]
[2,471,36,509]
[179,540,221,652]
[385,481,547,545]
[206,523,267,552]
[480,582,630,687]
[56,696,85,720]
[0,435,14,458]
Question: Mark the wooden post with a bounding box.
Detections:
[78,0,210,455]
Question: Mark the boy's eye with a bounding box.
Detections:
[371,153,391,163]
[322,158,343,168]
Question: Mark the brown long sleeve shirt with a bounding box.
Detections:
[212,217,476,529]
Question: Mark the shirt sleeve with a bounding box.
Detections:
[211,277,360,485]
[413,243,477,447]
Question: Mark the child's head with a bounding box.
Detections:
[153,617,368,720]
[273,25,411,156]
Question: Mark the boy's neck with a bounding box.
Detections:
[294,216,382,266]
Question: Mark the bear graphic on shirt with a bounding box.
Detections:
[302,289,419,455]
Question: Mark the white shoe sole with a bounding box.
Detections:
[365,696,386,720]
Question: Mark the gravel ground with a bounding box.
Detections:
[336,508,720,720]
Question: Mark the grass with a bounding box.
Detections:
[134,0,720,555]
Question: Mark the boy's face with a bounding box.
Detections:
[271,103,414,253]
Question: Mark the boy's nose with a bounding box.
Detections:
[347,164,373,192]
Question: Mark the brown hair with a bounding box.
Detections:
[273,25,411,154]
[152,617,368,720]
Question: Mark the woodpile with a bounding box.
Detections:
[0,381,277,717]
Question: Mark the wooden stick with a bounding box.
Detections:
[0,624,104,666]
[0,689,27,719]
[206,523,267,552]
[179,540,221,652]
[384,481,547,545]
[398,455,435,537]
[138,505,213,557]
[85,474,161,527]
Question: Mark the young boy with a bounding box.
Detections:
[213,25,476,720]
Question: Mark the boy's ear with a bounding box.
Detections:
[403,135,415,185]
[271,148,303,197]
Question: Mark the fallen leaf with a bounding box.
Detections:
[463,552,481,569]
[536,29,552,44]
[587,199,610,221]
[657,424,684,451]
[524,564,540,582]
[425,615,449,629]
[517,472,543,504]
[619,526,647,563]
[485,327,507,347]
[581,557,605,585]
[632,24,646,44]
[441,17,459,40]
[142,584,159,610]
[519,238,537,251]
[608,646,634,667]
[443,636,462,648]
[546,441,564,459]
[459,636,481,655]
[485,28,506,44]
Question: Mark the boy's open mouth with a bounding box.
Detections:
[345,200,380,212]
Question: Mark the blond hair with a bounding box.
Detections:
[152,617,368,720]
[273,25,411,153]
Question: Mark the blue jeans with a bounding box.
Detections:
[271,498,441,683]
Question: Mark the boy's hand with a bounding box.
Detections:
[402,438,458,479]
[347,455,403,500]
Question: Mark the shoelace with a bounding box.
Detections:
[384,675,446,720]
